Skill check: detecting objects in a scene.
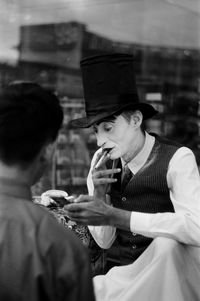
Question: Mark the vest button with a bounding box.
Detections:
[132,244,137,249]
[121,197,126,202]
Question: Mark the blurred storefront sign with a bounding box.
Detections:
[56,71,83,97]
[19,22,85,69]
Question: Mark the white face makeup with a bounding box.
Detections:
[93,114,144,163]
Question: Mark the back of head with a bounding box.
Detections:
[0,81,63,166]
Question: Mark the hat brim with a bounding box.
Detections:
[70,103,158,128]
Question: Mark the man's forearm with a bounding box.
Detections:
[107,205,131,231]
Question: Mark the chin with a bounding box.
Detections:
[110,152,120,160]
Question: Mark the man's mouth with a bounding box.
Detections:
[103,147,113,154]
[95,148,113,169]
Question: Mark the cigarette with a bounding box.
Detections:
[95,150,109,169]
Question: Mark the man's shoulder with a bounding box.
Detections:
[150,133,183,148]
[22,201,85,254]
[32,204,90,272]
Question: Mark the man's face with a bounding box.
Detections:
[93,114,141,162]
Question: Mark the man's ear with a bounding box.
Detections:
[131,110,143,128]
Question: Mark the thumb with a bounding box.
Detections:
[74,194,104,203]
[73,194,91,203]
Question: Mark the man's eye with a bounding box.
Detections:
[104,125,112,132]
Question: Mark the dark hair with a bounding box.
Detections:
[0,81,63,166]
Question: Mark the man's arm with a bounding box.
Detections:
[64,194,131,228]
[130,147,200,246]
[86,149,119,249]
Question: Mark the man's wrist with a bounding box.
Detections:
[106,206,131,230]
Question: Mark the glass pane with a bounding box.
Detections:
[1,0,200,197]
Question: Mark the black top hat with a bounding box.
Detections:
[70,53,158,128]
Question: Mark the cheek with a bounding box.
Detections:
[117,130,133,151]
[113,130,130,151]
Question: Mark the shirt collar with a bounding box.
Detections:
[122,131,155,175]
[0,177,32,200]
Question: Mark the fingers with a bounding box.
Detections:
[92,168,121,178]
[92,150,104,168]
[94,150,110,170]
[64,195,102,211]
[64,205,86,223]
[92,168,121,187]
[63,195,109,225]
[95,152,110,169]
[64,202,85,222]
[93,178,117,185]
[65,203,83,212]
[64,197,91,222]
[73,194,96,204]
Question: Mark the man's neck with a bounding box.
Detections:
[0,162,31,186]
[122,130,146,164]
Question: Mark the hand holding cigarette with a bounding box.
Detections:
[94,149,110,169]
[92,149,121,199]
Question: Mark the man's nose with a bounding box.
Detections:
[96,133,107,148]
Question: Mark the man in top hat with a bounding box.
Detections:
[64,53,200,299]
[0,82,95,301]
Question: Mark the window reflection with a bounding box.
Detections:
[1,0,200,195]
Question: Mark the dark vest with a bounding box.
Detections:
[107,136,181,266]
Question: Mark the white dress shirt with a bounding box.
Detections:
[87,132,200,248]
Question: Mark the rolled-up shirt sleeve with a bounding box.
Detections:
[130,147,200,247]
[87,149,116,249]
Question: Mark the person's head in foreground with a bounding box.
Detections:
[0,81,63,184]
[0,82,95,300]
[71,53,158,162]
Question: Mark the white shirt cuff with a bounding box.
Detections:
[130,211,152,235]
